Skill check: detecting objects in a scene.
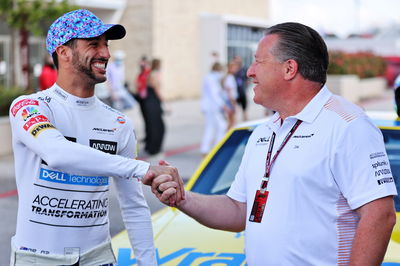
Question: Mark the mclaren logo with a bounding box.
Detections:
[92,127,117,135]
[293,133,314,138]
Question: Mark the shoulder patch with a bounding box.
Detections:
[116,116,126,124]
[30,123,55,137]
[23,115,49,131]
[11,99,39,116]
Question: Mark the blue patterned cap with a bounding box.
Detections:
[46,9,126,55]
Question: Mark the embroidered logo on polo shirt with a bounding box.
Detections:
[370,152,385,159]
[256,137,269,145]
[293,133,314,138]
[369,155,394,185]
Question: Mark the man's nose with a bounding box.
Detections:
[247,63,255,78]
[100,45,111,59]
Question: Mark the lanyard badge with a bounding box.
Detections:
[249,189,269,223]
[249,120,302,223]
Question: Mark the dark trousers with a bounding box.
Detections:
[133,93,149,143]
[143,87,165,155]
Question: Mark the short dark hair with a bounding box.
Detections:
[265,22,329,85]
[51,39,77,69]
[151,59,161,71]
[211,62,222,72]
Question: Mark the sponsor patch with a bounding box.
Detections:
[90,139,118,154]
[293,133,314,138]
[38,96,52,103]
[377,177,394,185]
[256,137,269,145]
[23,115,49,131]
[39,168,109,186]
[54,88,68,100]
[370,152,385,159]
[11,99,39,116]
[21,106,40,121]
[117,116,126,124]
[92,127,117,135]
[19,246,37,253]
[30,123,55,137]
[76,100,89,106]
[31,194,108,223]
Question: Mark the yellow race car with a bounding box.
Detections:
[112,115,400,266]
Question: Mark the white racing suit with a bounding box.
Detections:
[9,84,156,265]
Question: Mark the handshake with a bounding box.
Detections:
[142,160,186,206]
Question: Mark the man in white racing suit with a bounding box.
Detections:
[9,9,183,266]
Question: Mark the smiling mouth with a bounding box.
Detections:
[93,63,106,70]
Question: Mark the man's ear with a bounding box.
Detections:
[55,45,72,66]
[283,59,298,80]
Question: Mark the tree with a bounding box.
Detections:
[0,0,77,90]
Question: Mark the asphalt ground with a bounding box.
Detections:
[0,88,395,265]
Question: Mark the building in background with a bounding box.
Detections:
[113,0,270,99]
[0,0,270,99]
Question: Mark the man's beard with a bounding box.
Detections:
[72,53,107,84]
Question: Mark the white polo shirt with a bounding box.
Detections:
[227,86,397,266]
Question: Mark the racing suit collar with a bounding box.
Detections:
[51,84,97,108]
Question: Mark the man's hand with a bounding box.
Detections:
[142,162,185,204]
[151,174,180,206]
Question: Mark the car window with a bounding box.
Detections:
[381,129,400,212]
[191,129,252,195]
[191,127,400,211]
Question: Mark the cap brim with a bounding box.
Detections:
[105,24,126,40]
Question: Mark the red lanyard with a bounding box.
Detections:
[260,120,302,190]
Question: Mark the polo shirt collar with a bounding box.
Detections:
[266,85,332,131]
[295,85,332,123]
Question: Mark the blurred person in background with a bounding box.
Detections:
[222,60,239,130]
[134,55,151,143]
[94,81,113,106]
[143,58,165,158]
[233,56,249,121]
[200,62,228,157]
[393,73,400,117]
[135,56,151,100]
[38,55,57,91]
[106,50,136,111]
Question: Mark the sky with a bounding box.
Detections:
[270,0,400,38]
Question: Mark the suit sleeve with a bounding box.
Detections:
[9,96,149,179]
[113,123,157,266]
